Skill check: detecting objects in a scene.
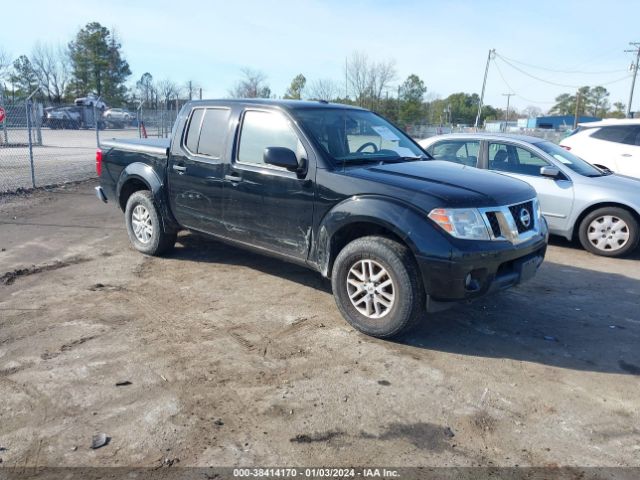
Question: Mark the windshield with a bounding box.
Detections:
[535,141,606,177]
[293,108,427,164]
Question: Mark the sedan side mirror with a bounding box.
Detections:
[264,147,299,171]
[540,166,560,178]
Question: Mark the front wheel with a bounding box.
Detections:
[578,207,639,257]
[125,191,176,256]
[331,236,425,338]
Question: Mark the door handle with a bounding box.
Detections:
[225,174,242,183]
[172,165,187,173]
[621,153,632,157]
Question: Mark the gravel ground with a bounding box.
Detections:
[0,180,638,469]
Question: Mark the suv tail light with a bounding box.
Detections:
[96,149,102,176]
[560,145,571,151]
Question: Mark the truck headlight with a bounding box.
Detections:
[428,208,490,240]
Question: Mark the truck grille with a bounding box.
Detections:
[508,201,535,233]
[479,198,539,244]
[485,212,501,237]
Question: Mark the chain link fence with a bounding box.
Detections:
[1,93,570,194]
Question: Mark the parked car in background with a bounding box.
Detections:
[44,106,81,129]
[560,119,640,179]
[419,134,640,257]
[103,108,132,127]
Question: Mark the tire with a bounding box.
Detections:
[331,236,425,338]
[578,207,639,257]
[124,191,176,256]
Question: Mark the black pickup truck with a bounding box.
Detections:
[96,99,547,338]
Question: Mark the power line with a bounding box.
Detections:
[496,53,627,75]
[496,55,632,89]
[492,59,556,105]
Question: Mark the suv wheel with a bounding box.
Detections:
[331,236,424,338]
[578,207,639,257]
[125,191,176,256]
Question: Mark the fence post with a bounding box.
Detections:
[26,99,36,188]
[94,96,102,148]
[0,89,8,145]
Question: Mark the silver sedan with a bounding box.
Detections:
[418,133,640,257]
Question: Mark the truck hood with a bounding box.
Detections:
[341,160,535,207]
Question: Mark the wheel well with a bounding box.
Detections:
[328,222,412,276]
[573,202,640,240]
[119,178,149,211]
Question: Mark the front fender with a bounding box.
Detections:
[313,195,453,276]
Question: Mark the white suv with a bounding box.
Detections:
[560,119,640,179]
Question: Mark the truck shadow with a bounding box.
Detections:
[174,232,639,376]
[396,259,640,376]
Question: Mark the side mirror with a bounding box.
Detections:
[593,163,613,174]
[263,147,299,171]
[540,166,560,178]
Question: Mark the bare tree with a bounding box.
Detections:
[228,68,271,98]
[184,79,202,100]
[345,51,396,108]
[31,42,70,103]
[0,47,11,81]
[346,51,371,106]
[522,105,543,118]
[156,78,181,104]
[307,78,339,101]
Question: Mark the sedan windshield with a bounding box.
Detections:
[535,141,606,177]
[293,108,427,164]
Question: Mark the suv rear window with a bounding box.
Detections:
[591,125,640,145]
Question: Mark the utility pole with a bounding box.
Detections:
[475,48,495,129]
[502,93,514,128]
[625,42,640,118]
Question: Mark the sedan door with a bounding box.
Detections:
[486,142,574,233]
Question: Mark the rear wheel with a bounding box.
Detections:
[331,236,424,338]
[125,191,176,256]
[578,207,639,257]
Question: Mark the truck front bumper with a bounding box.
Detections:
[416,235,547,312]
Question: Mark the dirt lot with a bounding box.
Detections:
[0,180,638,469]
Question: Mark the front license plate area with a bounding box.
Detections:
[518,256,541,283]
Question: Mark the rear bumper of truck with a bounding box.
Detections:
[95,186,108,203]
[416,234,547,312]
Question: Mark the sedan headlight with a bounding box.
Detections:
[428,208,490,240]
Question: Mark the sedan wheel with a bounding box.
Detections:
[586,215,629,252]
[578,207,639,257]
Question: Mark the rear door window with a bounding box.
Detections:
[429,140,480,167]
[183,108,230,158]
[197,109,230,158]
[591,125,640,145]
[184,109,205,153]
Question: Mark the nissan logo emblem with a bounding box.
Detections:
[520,208,531,228]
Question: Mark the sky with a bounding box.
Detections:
[2,0,640,113]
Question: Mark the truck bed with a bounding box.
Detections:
[100,137,170,157]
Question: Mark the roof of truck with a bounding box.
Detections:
[185,99,365,111]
